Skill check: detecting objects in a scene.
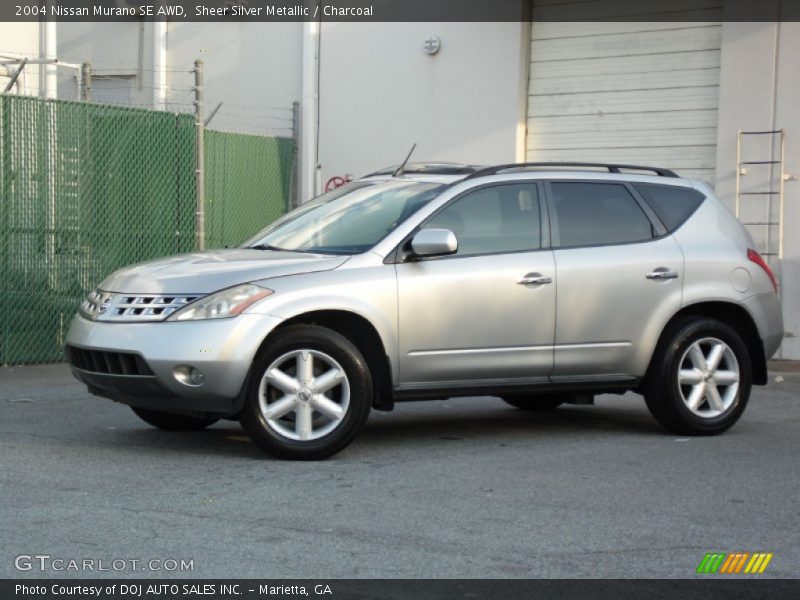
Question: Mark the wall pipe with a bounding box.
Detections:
[300,20,320,204]
[153,19,168,110]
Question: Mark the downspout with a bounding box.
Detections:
[41,18,57,98]
[300,20,320,203]
[153,20,168,110]
[516,20,532,162]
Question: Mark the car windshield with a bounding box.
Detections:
[245,181,444,254]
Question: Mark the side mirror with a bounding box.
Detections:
[409,228,458,259]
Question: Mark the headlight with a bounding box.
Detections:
[166,284,273,321]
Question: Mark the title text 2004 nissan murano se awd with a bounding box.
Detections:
[66,162,783,459]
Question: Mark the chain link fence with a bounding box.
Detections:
[205,129,294,249]
[0,93,294,365]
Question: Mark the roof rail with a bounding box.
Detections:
[366,162,481,177]
[464,162,680,180]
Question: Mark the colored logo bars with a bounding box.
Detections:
[697,552,774,574]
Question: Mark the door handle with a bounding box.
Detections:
[646,268,679,280]
[517,273,552,285]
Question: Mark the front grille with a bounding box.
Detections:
[80,290,203,322]
[65,345,154,376]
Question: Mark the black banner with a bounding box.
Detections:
[3,579,800,600]
[3,0,799,22]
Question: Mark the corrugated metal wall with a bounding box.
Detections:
[527,2,723,181]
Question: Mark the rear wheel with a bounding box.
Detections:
[240,324,372,460]
[644,317,751,435]
[131,407,218,431]
[501,394,569,411]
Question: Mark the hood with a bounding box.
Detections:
[99,249,349,294]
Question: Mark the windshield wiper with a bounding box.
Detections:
[250,243,287,251]
[250,244,351,256]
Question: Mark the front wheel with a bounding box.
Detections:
[644,318,751,435]
[131,407,218,431]
[240,324,373,460]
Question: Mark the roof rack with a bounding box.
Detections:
[366,162,481,177]
[464,162,680,180]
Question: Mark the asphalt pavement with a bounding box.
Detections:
[1,363,798,579]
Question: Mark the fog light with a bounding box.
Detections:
[174,365,205,387]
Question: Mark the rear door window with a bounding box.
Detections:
[548,182,654,248]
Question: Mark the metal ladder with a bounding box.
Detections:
[735,129,786,264]
[736,129,788,358]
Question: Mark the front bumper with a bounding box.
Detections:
[65,312,284,417]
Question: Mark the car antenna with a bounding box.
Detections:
[392,143,417,177]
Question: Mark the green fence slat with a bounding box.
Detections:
[204,129,293,249]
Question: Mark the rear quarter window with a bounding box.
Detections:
[633,184,705,232]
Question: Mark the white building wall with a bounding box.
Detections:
[0,22,41,97]
[773,20,800,360]
[58,21,301,137]
[316,22,529,184]
[165,22,301,135]
[57,21,528,182]
[58,22,154,104]
[715,10,800,358]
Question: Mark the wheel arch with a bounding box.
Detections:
[646,301,767,386]
[258,309,395,411]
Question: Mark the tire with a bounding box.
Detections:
[501,394,569,411]
[131,407,218,431]
[643,317,751,436]
[240,324,373,460]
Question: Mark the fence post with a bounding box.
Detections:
[193,59,205,251]
[291,100,300,208]
[80,62,92,102]
[0,96,9,363]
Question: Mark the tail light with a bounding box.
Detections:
[747,248,778,293]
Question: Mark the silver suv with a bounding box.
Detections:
[65,162,784,459]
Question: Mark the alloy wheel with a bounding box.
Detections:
[677,337,740,418]
[258,349,350,441]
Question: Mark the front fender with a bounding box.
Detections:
[247,265,399,384]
